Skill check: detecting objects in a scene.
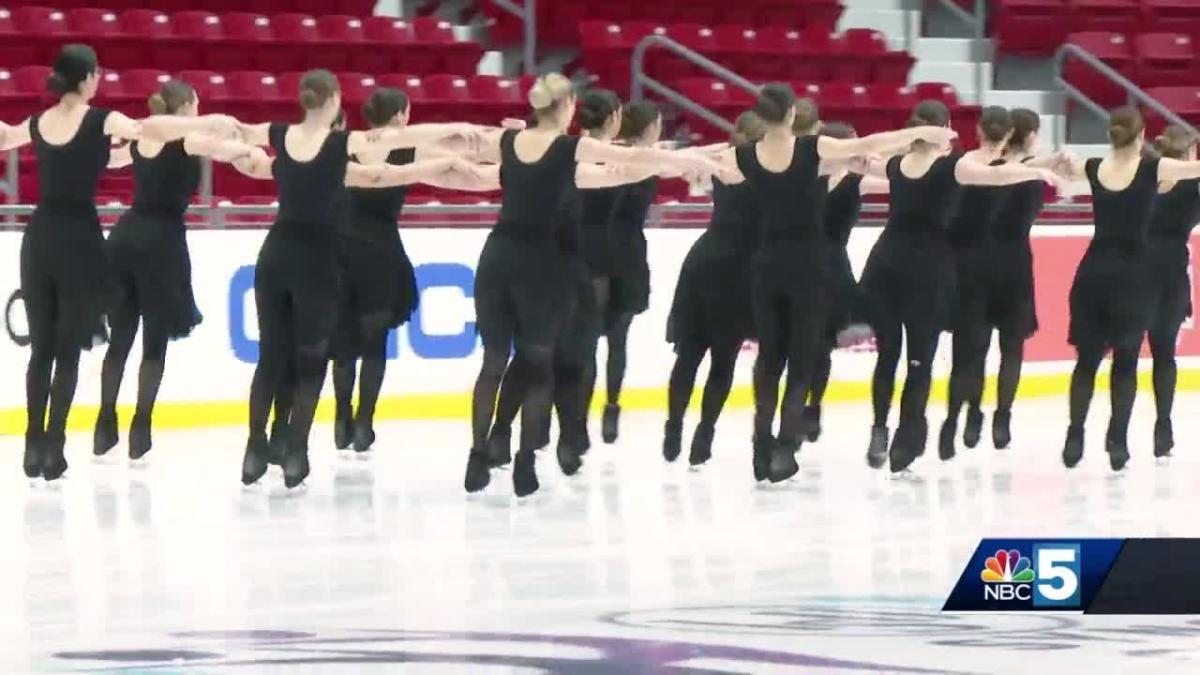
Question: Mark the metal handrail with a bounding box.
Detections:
[631,34,762,135]
[1053,43,1200,142]
[488,0,537,75]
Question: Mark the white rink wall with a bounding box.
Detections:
[1,225,1198,428]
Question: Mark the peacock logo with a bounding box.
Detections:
[981,549,1035,583]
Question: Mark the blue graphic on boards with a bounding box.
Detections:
[228,263,476,363]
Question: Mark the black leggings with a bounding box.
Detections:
[871,315,940,429]
[586,277,635,410]
[946,321,1029,421]
[1148,316,1182,425]
[332,320,391,427]
[247,281,333,452]
[22,276,85,442]
[98,286,169,426]
[753,291,828,443]
[667,338,741,431]
[808,339,834,408]
[1068,338,1139,444]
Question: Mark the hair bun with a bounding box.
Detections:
[147,92,167,115]
[46,72,68,95]
[527,82,552,109]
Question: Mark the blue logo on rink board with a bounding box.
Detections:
[229,263,477,363]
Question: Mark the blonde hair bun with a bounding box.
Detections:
[147,92,168,115]
[528,73,572,109]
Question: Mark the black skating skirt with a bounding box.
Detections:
[106,208,202,342]
[750,239,835,349]
[20,206,113,351]
[859,232,956,333]
[1068,243,1152,347]
[475,231,575,350]
[825,245,857,340]
[1145,237,1192,330]
[985,239,1038,338]
[331,225,418,359]
[255,223,341,350]
[556,255,600,366]
[667,229,756,348]
[600,234,650,329]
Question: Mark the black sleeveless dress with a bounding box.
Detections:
[106,140,203,341]
[331,148,419,357]
[859,154,964,331]
[946,158,1010,331]
[986,158,1046,337]
[823,173,864,337]
[605,176,657,325]
[257,123,349,346]
[735,136,831,334]
[1069,157,1161,346]
[552,185,601,363]
[1146,178,1200,329]
[475,130,581,349]
[20,107,113,351]
[667,177,764,347]
[580,185,623,277]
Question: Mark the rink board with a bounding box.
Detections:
[1,224,1198,433]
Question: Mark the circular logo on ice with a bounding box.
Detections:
[50,628,951,672]
[5,289,28,347]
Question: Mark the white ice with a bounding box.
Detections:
[5,396,1200,674]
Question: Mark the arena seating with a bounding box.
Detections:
[1061,30,1200,109]
[483,0,843,49]
[992,0,1200,56]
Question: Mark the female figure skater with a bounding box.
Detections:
[800,121,890,442]
[937,106,1017,461]
[1056,109,1200,469]
[462,73,715,497]
[231,69,483,489]
[704,84,959,483]
[485,88,625,463]
[854,100,1058,474]
[1145,125,1200,458]
[664,111,767,466]
[592,100,663,444]
[329,89,430,454]
[0,45,238,480]
[94,80,258,461]
[955,109,1054,452]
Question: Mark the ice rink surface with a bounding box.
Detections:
[6,395,1200,674]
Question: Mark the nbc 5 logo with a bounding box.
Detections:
[980,544,1081,607]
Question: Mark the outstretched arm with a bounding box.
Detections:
[0,119,31,151]
[576,136,722,177]
[107,143,132,169]
[859,175,890,194]
[1157,158,1200,182]
[817,126,958,160]
[344,157,462,188]
[105,111,239,143]
[183,133,258,163]
[232,147,274,180]
[955,157,1059,187]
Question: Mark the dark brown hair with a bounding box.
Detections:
[619,100,660,141]
[978,106,1013,144]
[147,79,196,115]
[731,110,767,145]
[754,83,796,125]
[48,44,97,97]
[579,89,621,131]
[820,120,856,140]
[299,69,339,110]
[907,100,951,150]
[362,87,409,128]
[1007,108,1040,153]
[792,98,820,136]
[1108,106,1144,149]
[1152,124,1195,159]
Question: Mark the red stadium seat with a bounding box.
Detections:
[412,17,482,74]
[359,16,414,73]
[1134,33,1196,88]
[0,67,39,121]
[65,8,126,64]
[13,66,53,94]
[335,71,375,104]
[1063,32,1135,107]
[120,68,171,100]
[1144,86,1200,135]
[224,13,287,73]
[991,0,1070,56]
[178,69,230,106]
[1144,0,1200,41]
[13,7,70,63]
[466,74,524,119]
[913,81,961,108]
[272,14,327,69]
[227,70,283,118]
[376,73,426,105]
[1066,0,1144,34]
[0,8,26,66]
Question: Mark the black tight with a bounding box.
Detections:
[1069,339,1139,443]
[247,282,333,451]
[333,324,390,426]
[471,346,510,450]
[22,276,84,441]
[995,330,1025,414]
[1149,319,1181,425]
[586,277,635,409]
[808,340,834,408]
[871,316,940,428]
[946,322,989,423]
[98,288,169,425]
[667,339,741,430]
[752,293,827,443]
